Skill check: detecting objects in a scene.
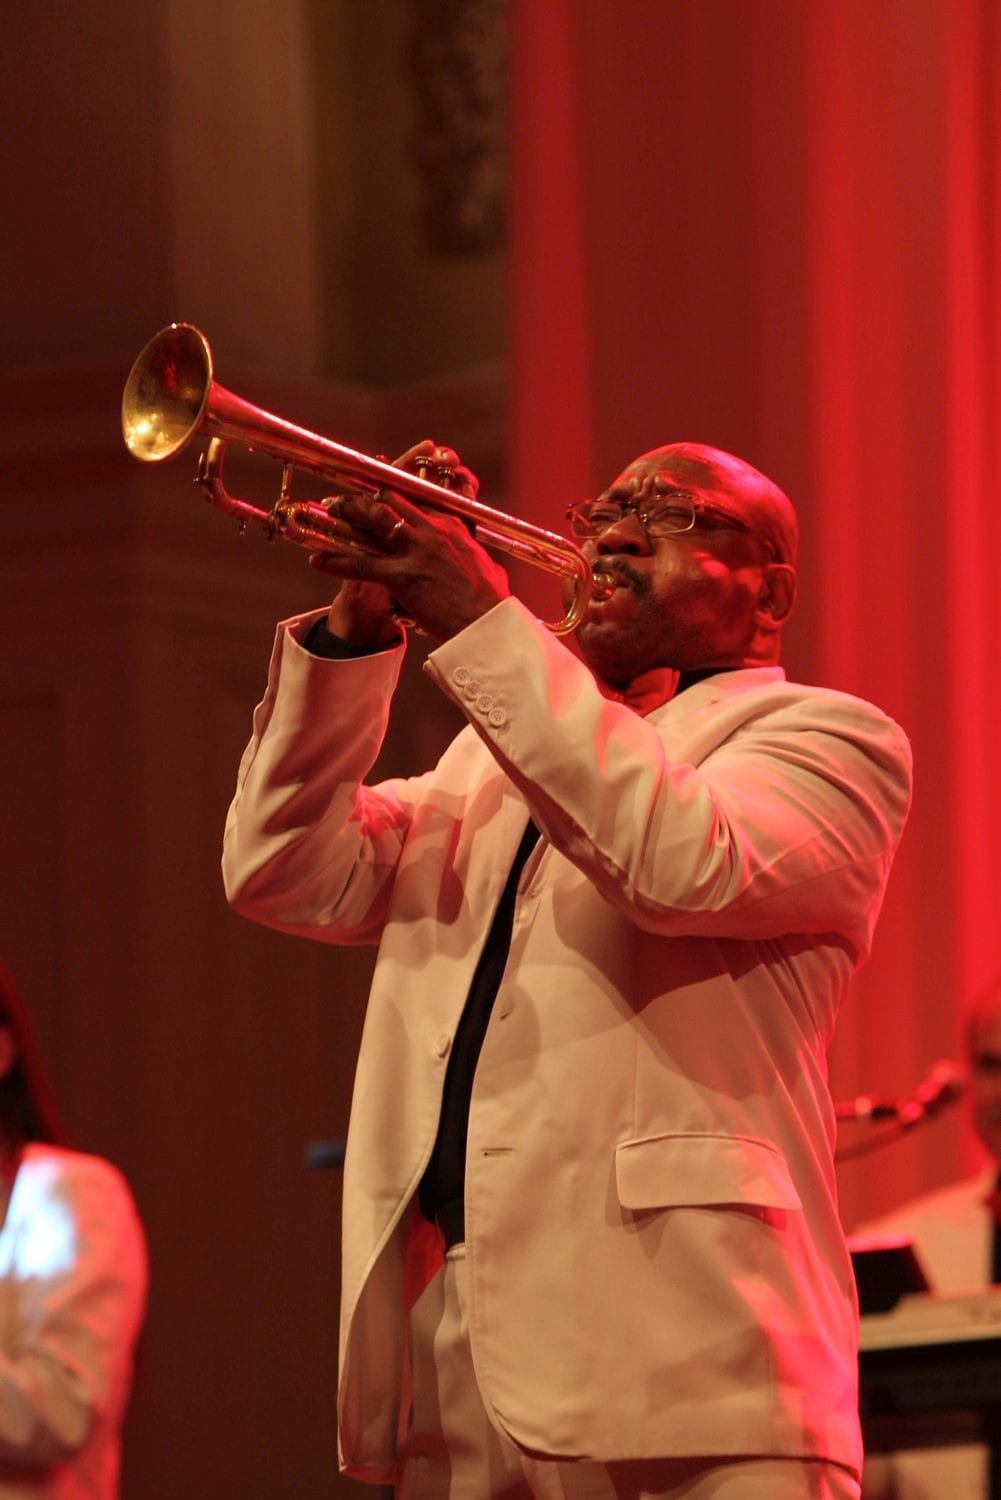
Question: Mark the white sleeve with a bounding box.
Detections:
[425,598,913,951]
[222,613,434,944]
[0,1152,147,1463]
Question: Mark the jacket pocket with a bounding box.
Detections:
[614,1131,803,1212]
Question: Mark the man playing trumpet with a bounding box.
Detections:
[223,439,911,1500]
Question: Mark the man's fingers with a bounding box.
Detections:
[321,490,417,541]
[386,441,481,500]
[450,463,480,500]
[391,440,436,471]
[309,546,385,578]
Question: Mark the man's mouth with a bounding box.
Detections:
[590,566,619,601]
[590,561,644,600]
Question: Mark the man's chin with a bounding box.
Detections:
[577,610,643,682]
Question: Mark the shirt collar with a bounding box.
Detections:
[596,665,724,717]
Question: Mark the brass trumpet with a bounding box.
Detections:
[121,324,607,634]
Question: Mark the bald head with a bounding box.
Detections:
[634,443,799,567]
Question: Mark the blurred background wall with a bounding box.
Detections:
[2,1,998,1494]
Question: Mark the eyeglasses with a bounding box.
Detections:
[565,489,776,557]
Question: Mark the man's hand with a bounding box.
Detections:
[309,441,511,643]
[322,579,403,651]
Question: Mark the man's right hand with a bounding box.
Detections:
[321,578,401,650]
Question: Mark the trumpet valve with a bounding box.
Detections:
[414,457,453,490]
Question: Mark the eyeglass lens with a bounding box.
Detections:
[569,493,696,537]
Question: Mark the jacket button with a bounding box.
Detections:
[463,679,482,699]
[476,694,493,712]
[435,1033,451,1058]
[487,707,507,728]
[452,667,471,686]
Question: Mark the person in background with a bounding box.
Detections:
[0,958,147,1499]
[223,440,912,1499]
[858,979,1001,1500]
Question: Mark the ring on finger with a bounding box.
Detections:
[385,515,406,541]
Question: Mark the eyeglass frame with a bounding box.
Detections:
[565,489,779,561]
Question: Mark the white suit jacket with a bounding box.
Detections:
[223,597,912,1485]
[0,1144,147,1499]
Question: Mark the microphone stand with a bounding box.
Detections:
[834,1062,965,1163]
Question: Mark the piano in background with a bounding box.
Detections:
[852,1236,1001,1452]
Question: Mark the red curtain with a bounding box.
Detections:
[507,0,1001,1226]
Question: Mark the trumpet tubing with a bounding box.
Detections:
[121,323,605,634]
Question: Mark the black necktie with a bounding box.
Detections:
[418,820,541,1241]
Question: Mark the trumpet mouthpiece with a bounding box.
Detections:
[591,569,616,601]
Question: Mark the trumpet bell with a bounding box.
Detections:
[122,323,213,463]
[121,323,601,633]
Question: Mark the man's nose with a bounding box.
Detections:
[593,510,651,554]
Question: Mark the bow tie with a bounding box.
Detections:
[597,667,681,717]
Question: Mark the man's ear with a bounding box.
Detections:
[0,1026,16,1081]
[757,563,797,626]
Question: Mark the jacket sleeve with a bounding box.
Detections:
[424,599,913,951]
[222,614,434,944]
[0,1152,147,1464]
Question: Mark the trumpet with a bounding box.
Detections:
[121,324,610,634]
